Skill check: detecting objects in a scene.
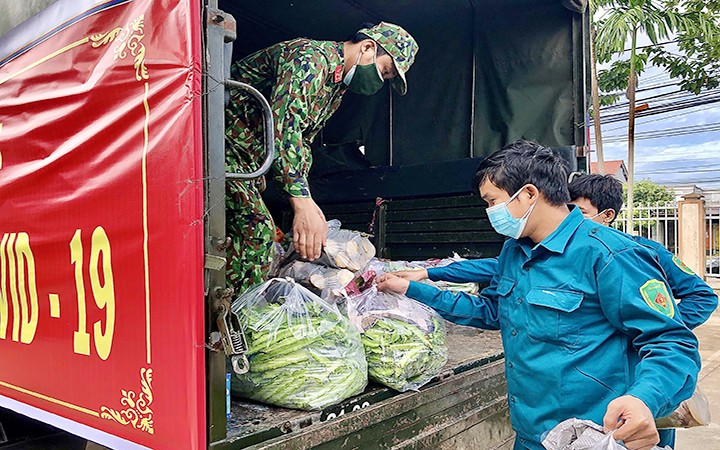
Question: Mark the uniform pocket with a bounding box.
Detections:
[525,288,583,346]
[496,276,516,296]
[495,276,516,326]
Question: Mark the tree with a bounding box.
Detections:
[593,0,718,232]
[616,180,675,236]
[589,1,607,174]
[645,0,720,94]
[622,179,674,205]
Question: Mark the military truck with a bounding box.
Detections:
[0,0,588,448]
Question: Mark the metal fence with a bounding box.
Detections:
[706,203,720,278]
[612,202,679,255]
[611,201,720,278]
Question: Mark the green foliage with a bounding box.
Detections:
[593,0,720,105]
[597,57,648,94]
[622,179,675,204]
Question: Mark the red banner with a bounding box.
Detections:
[0,0,205,448]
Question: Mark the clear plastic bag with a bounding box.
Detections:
[542,419,671,450]
[323,219,375,271]
[349,256,479,296]
[230,278,367,410]
[346,287,448,392]
[277,261,355,297]
[282,220,376,272]
[655,386,711,429]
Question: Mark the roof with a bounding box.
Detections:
[590,160,626,176]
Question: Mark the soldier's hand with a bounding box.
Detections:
[389,269,429,282]
[376,273,410,295]
[289,197,327,260]
[603,395,659,450]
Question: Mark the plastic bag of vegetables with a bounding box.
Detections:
[277,260,355,297]
[231,278,367,410]
[346,287,448,392]
[323,219,375,271]
[282,220,375,272]
[358,257,479,295]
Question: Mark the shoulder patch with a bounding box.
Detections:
[671,254,695,275]
[334,65,343,83]
[639,279,675,318]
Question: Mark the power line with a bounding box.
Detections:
[636,167,720,175]
[605,121,720,139]
[599,102,720,133]
[591,92,720,125]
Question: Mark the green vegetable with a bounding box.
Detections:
[231,280,367,410]
[361,316,448,392]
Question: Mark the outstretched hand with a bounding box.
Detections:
[376,272,410,295]
[388,269,429,282]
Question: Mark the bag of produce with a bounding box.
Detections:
[277,260,354,297]
[347,287,448,392]
[349,256,479,296]
[231,278,367,410]
[282,220,376,272]
[323,219,375,271]
[655,387,711,429]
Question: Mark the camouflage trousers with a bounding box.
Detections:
[226,178,276,294]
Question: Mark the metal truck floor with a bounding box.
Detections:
[226,325,504,447]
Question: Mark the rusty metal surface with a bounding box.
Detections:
[214,330,506,449]
[434,401,514,450]
[311,365,508,450]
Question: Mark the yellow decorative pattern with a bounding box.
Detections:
[100,368,154,434]
[90,14,148,81]
[0,10,156,421]
[91,14,153,364]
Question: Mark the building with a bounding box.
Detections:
[590,160,628,182]
[670,185,720,205]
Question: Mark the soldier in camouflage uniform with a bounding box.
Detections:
[226,22,419,292]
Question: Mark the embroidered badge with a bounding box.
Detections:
[334,65,343,83]
[671,255,695,275]
[639,279,675,318]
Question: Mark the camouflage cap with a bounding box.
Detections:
[358,22,418,96]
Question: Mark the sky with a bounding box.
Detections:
[589,31,720,191]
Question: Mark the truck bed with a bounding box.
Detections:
[222,326,507,449]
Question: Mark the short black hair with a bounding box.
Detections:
[568,173,624,222]
[473,140,571,206]
[346,23,388,56]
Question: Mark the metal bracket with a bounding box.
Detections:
[204,254,227,271]
[214,288,250,374]
[207,7,236,43]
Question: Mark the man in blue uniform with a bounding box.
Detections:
[568,173,718,329]
[401,173,718,331]
[377,141,700,450]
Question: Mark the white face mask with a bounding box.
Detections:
[585,209,613,224]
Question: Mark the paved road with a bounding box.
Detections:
[675,282,720,448]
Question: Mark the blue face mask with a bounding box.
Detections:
[486,185,536,239]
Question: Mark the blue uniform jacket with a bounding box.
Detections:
[409,208,700,449]
[428,235,718,331]
[632,236,718,330]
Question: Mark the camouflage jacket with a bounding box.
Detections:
[225,39,347,198]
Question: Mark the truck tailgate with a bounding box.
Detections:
[218,327,509,449]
